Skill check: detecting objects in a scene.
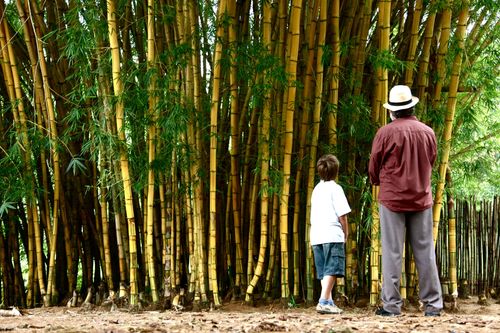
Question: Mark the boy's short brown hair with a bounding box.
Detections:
[317,154,339,181]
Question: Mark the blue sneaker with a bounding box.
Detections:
[316,303,343,314]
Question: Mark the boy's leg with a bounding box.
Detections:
[320,275,335,302]
[317,275,342,314]
[314,243,343,314]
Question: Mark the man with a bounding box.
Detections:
[368,85,443,317]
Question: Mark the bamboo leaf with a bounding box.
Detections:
[0,201,15,216]
[66,157,88,175]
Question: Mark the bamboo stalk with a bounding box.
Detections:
[446,168,458,308]
[291,0,319,302]
[245,42,271,297]
[208,0,228,307]
[404,0,423,86]
[0,13,45,306]
[146,0,159,303]
[432,5,469,242]
[279,0,302,302]
[22,0,63,305]
[264,194,280,300]
[369,0,391,306]
[227,0,244,303]
[416,1,437,107]
[107,0,139,306]
[249,171,261,284]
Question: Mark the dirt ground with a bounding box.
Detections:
[1,296,499,333]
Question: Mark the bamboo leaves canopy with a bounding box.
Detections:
[0,0,498,308]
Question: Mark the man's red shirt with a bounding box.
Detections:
[368,116,437,212]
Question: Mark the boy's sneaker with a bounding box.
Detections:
[375,307,398,317]
[316,303,343,314]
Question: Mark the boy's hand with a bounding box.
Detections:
[339,215,348,243]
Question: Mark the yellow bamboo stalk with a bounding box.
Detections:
[187,5,207,289]
[353,0,372,97]
[404,0,423,86]
[279,0,302,302]
[407,249,417,299]
[239,97,258,293]
[178,129,205,302]
[247,172,259,285]
[370,187,381,305]
[145,0,159,303]
[107,0,139,306]
[96,49,129,289]
[95,33,116,292]
[346,1,371,297]
[99,160,114,291]
[416,2,437,102]
[401,246,407,303]
[110,180,129,292]
[193,179,208,304]
[174,0,198,300]
[378,0,390,124]
[16,0,52,245]
[370,0,391,306]
[328,0,340,145]
[304,0,329,303]
[185,6,207,297]
[245,1,272,302]
[159,175,172,299]
[171,153,182,289]
[446,168,458,309]
[91,158,106,291]
[431,4,452,109]
[331,0,351,297]
[432,5,469,243]
[227,0,244,301]
[207,0,227,307]
[19,0,62,305]
[292,0,318,301]
[0,16,46,306]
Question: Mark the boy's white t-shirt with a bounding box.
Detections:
[310,180,351,245]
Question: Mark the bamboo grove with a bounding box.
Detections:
[0,0,498,308]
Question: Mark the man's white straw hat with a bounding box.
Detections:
[383,85,419,111]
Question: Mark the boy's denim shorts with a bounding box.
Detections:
[312,242,345,279]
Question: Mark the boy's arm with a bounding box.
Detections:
[339,214,348,243]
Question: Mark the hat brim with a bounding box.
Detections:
[383,97,419,111]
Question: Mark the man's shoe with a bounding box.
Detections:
[316,303,343,314]
[375,307,397,317]
[425,310,441,317]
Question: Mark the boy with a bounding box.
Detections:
[310,154,351,314]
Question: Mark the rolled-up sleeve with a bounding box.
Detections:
[368,131,384,185]
[429,132,437,167]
